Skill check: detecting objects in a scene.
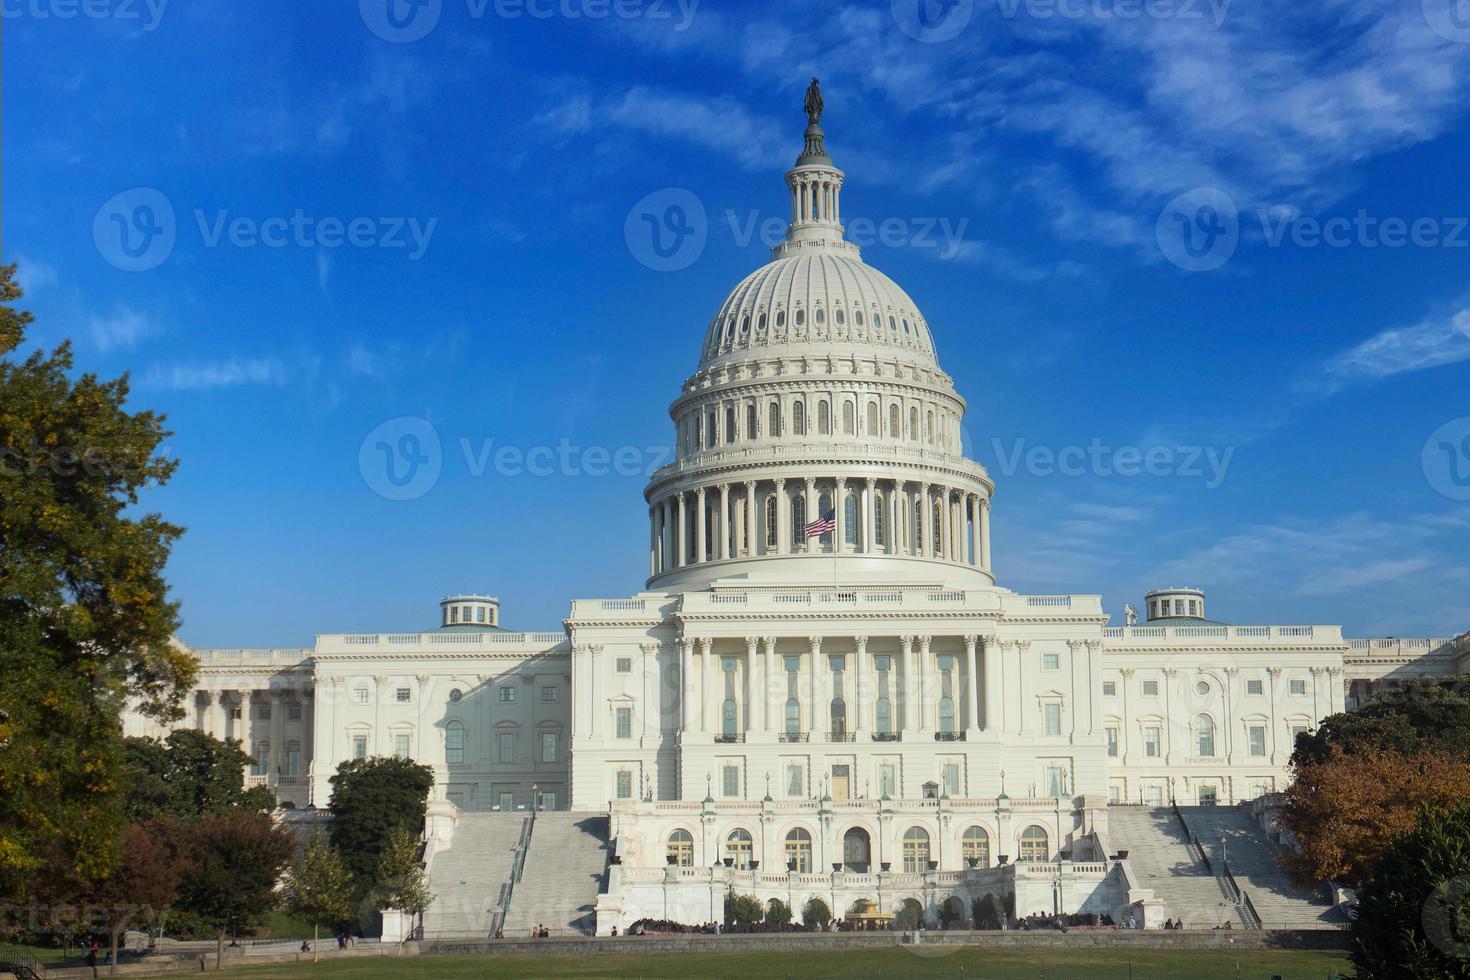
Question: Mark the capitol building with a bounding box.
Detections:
[127,88,1470,935]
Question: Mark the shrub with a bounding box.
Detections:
[724,892,763,926]
[764,898,792,927]
[801,897,832,930]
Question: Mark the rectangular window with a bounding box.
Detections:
[1106,726,1119,757]
[722,765,739,798]
[942,763,960,797]
[1146,786,1163,806]
[258,705,272,720]
[498,791,514,811]
[541,686,558,703]
[1144,726,1161,758]
[1108,785,1120,804]
[352,688,369,705]
[786,764,802,797]
[879,764,897,798]
[499,687,516,703]
[540,790,557,810]
[615,770,633,800]
[1102,681,1116,697]
[1248,725,1266,756]
[288,703,302,720]
[1043,702,1061,736]
[874,656,891,672]
[541,732,557,763]
[1142,680,1159,696]
[615,658,632,673]
[1247,679,1263,696]
[352,735,367,759]
[1042,653,1059,671]
[1290,724,1308,746]
[829,655,846,672]
[1289,679,1307,696]
[722,656,737,673]
[395,688,411,703]
[446,726,464,764]
[393,734,410,759]
[1046,766,1067,797]
[784,655,800,673]
[497,732,514,763]
[616,707,633,739]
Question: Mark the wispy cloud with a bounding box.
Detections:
[1318,306,1470,389]
[143,358,288,391]
[89,306,160,352]
[12,254,57,292]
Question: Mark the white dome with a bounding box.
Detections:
[699,252,938,369]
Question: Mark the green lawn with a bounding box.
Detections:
[227,947,1353,979]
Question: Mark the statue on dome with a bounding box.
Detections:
[803,77,823,125]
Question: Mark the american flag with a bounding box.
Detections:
[803,509,836,539]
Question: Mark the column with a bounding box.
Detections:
[854,636,870,736]
[762,637,779,735]
[745,638,760,734]
[269,689,285,780]
[917,636,933,731]
[982,635,1001,733]
[938,487,951,561]
[964,636,980,733]
[900,635,916,733]
[1119,667,1135,762]
[834,477,848,553]
[679,639,694,734]
[1266,666,1282,763]
[641,642,658,739]
[589,646,603,738]
[676,492,688,568]
[953,492,965,562]
[863,478,876,553]
[806,636,821,738]
[699,637,715,734]
[920,485,932,557]
[649,506,657,576]
[744,480,757,557]
[980,498,992,571]
[718,484,731,561]
[1015,641,1032,734]
[205,689,223,738]
[774,479,788,555]
[414,674,430,760]
[696,487,708,564]
[804,477,818,553]
[967,494,980,567]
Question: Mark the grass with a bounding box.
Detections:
[224,946,1353,979]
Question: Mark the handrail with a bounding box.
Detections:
[1222,864,1263,929]
[1170,801,1213,872]
[492,812,536,936]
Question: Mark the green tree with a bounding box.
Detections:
[328,756,434,894]
[0,263,193,900]
[894,897,925,930]
[723,892,763,927]
[972,893,1006,930]
[1292,677,1470,767]
[373,826,433,946]
[763,897,791,928]
[174,810,293,969]
[284,833,355,960]
[122,730,275,821]
[801,896,831,930]
[1351,805,1470,979]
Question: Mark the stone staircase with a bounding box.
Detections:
[1178,805,1348,929]
[500,812,611,937]
[421,812,526,939]
[1107,806,1246,928]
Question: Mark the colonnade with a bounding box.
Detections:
[649,477,991,575]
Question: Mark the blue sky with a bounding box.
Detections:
[6,0,1470,645]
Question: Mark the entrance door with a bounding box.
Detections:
[831,764,850,801]
[1199,785,1218,805]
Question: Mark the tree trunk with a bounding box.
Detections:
[109,927,120,976]
[215,931,224,971]
[313,923,319,963]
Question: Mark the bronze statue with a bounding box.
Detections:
[804,77,823,125]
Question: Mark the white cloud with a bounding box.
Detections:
[144,358,288,391]
[89,306,160,352]
[12,255,57,292]
[1321,307,1470,387]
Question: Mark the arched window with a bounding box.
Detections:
[746,403,758,439]
[764,494,777,548]
[854,310,864,326]
[902,827,931,872]
[835,307,845,325]
[938,697,955,734]
[909,406,919,440]
[962,826,990,868]
[829,698,847,738]
[818,493,833,545]
[888,403,900,437]
[843,492,858,547]
[775,310,785,328]
[793,400,806,435]
[252,741,269,776]
[932,501,944,558]
[913,499,924,553]
[784,828,813,872]
[925,410,935,442]
[739,314,750,338]
[692,416,702,452]
[446,721,465,764]
[768,402,782,437]
[795,308,806,327]
[842,828,871,872]
[726,829,753,869]
[757,312,767,333]
[818,400,831,434]
[1195,714,1216,757]
[784,698,801,736]
[842,401,855,435]
[814,307,825,325]
[875,697,892,735]
[722,698,738,737]
[791,497,806,546]
[873,496,886,547]
[284,740,302,776]
[866,401,879,435]
[1019,826,1049,863]
[725,407,735,444]
[667,829,694,867]
[707,410,717,448]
